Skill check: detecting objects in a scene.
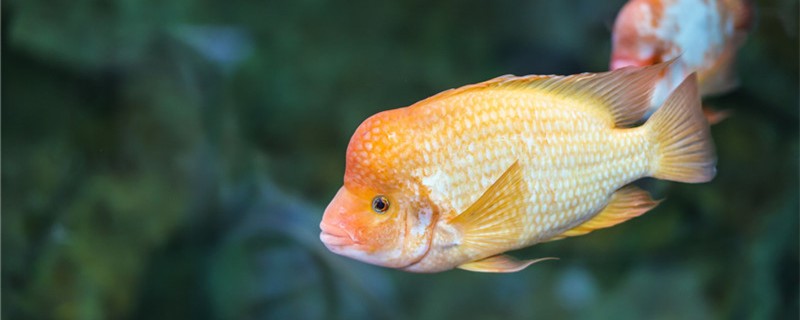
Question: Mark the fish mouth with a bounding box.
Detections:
[319,222,356,247]
[320,231,353,247]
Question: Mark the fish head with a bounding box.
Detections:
[320,110,438,268]
[320,186,437,268]
[610,0,665,70]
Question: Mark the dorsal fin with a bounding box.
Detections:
[411,74,515,107]
[414,60,673,127]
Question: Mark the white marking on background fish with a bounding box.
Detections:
[656,0,722,67]
[632,0,726,114]
[635,2,657,59]
[649,62,686,114]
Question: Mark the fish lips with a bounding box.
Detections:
[319,221,386,266]
[320,186,368,254]
[319,221,356,248]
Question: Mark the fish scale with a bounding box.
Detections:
[395,92,650,270]
[321,62,715,273]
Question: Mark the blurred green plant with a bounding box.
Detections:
[3,0,798,319]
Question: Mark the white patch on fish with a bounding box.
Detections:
[420,169,456,211]
[657,0,723,66]
[412,206,433,236]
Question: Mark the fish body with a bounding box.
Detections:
[320,62,716,273]
[610,0,752,114]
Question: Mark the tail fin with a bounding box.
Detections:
[646,73,717,183]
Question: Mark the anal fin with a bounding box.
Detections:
[550,185,660,241]
[458,254,558,273]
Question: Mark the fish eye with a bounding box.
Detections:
[371,196,389,214]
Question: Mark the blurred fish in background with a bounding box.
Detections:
[610,0,753,121]
[2,0,797,319]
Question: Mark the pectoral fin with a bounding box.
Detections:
[550,185,660,241]
[449,161,528,251]
[458,254,558,273]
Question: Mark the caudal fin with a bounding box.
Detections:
[646,73,717,183]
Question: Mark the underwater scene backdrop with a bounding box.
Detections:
[3,0,798,319]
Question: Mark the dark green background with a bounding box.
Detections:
[3,0,798,319]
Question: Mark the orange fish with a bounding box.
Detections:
[320,62,716,273]
[610,0,752,119]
